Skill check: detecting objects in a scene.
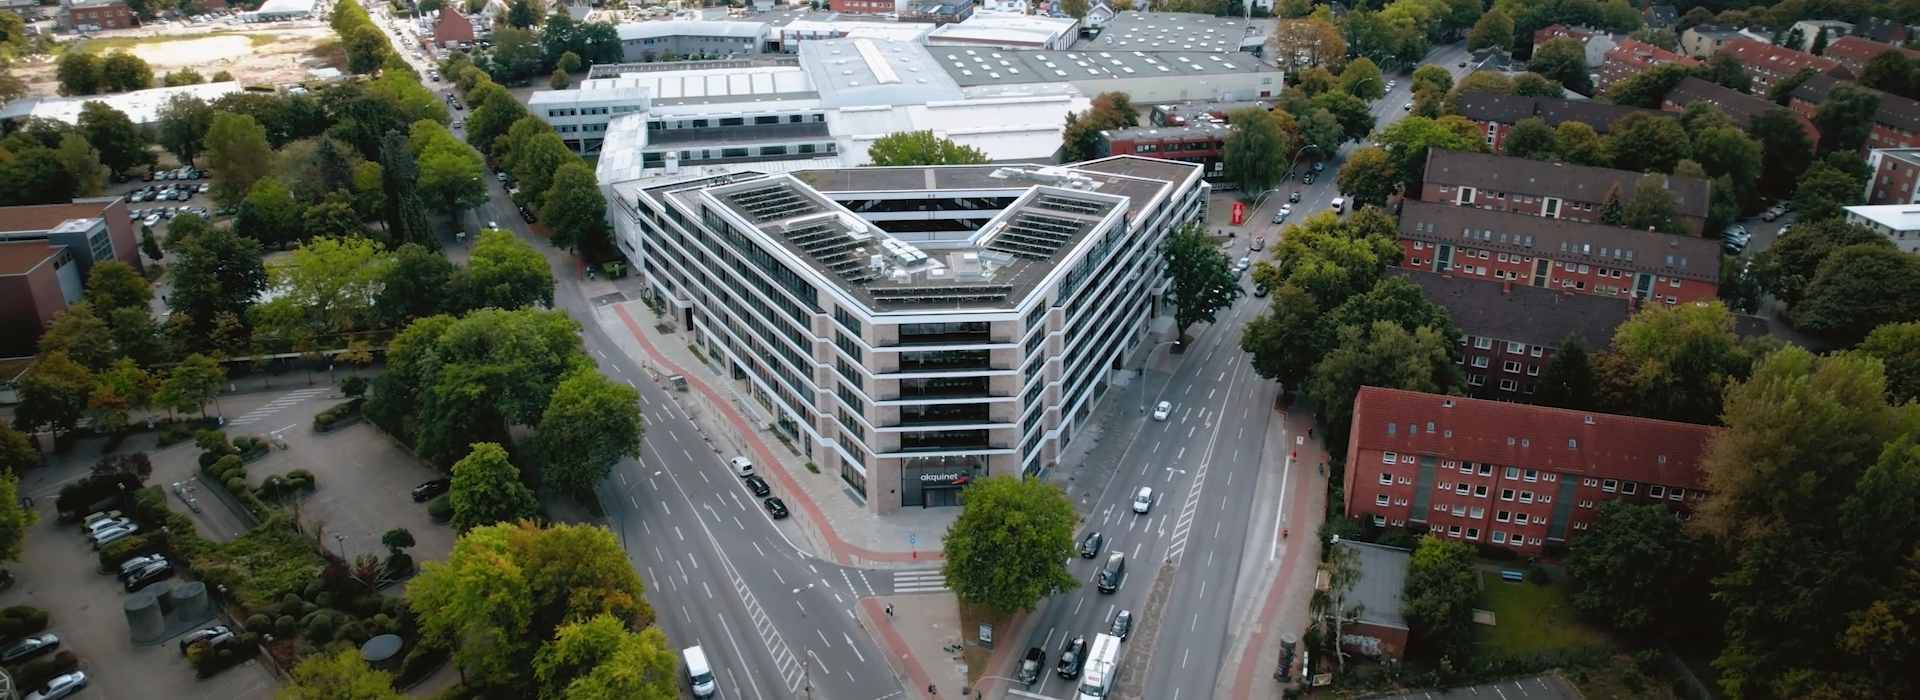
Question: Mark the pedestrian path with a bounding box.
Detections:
[890,570,949,595]
[226,387,330,427]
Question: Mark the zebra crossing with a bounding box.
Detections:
[725,555,804,692]
[891,570,949,594]
[226,388,330,427]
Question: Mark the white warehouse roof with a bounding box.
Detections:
[0,82,242,125]
[615,19,772,41]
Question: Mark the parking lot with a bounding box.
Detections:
[111,168,221,235]
[1365,673,1581,700]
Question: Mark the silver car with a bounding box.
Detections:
[25,671,84,700]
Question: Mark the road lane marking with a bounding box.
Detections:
[817,629,832,647]
[704,581,714,598]
[892,570,948,593]
[845,633,864,662]
[717,616,771,700]
[734,517,745,530]
[753,541,765,557]
[675,526,685,541]
[682,606,691,623]
[808,649,832,676]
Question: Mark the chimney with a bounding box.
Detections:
[1502,280,1512,294]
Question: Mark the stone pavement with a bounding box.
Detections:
[1223,395,1327,700]
[860,594,969,700]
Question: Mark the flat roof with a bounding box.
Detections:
[1093,11,1264,52]
[1336,540,1411,629]
[925,13,1078,45]
[0,199,117,234]
[778,19,938,44]
[583,66,815,106]
[0,241,64,277]
[1845,204,1920,232]
[615,19,771,41]
[253,0,315,14]
[801,38,967,107]
[1,82,240,125]
[932,46,1273,86]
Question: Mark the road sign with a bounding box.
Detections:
[909,533,917,546]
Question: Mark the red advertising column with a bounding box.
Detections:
[1231,201,1245,225]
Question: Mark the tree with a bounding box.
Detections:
[507,0,540,27]
[1270,19,1346,69]
[535,368,641,497]
[465,82,531,156]
[0,422,39,475]
[279,648,406,700]
[413,126,489,215]
[1307,320,1460,444]
[155,93,215,166]
[373,243,455,326]
[381,527,416,554]
[1606,62,1698,107]
[1791,244,1920,344]
[1792,160,1866,223]
[1809,27,1830,55]
[156,354,225,417]
[1399,536,1478,660]
[203,113,274,205]
[1750,107,1816,199]
[1512,72,1568,98]
[1530,36,1593,95]
[1241,284,1329,390]
[452,229,555,312]
[1812,81,1883,155]
[167,224,267,347]
[1467,9,1512,50]
[253,237,392,350]
[235,178,301,248]
[162,68,204,87]
[53,133,107,198]
[541,161,610,256]
[1593,183,1625,227]
[1564,502,1703,634]
[864,130,990,166]
[1309,91,1377,143]
[1719,253,1762,314]
[343,25,393,75]
[1604,112,1690,174]
[1335,146,1398,206]
[1595,301,1751,423]
[1530,333,1598,411]
[1690,125,1762,203]
[407,523,535,688]
[1757,219,1892,308]
[1551,121,1607,166]
[140,228,163,262]
[1768,66,1820,105]
[1860,49,1918,99]
[1161,223,1243,339]
[556,50,582,74]
[1622,173,1686,235]
[502,119,571,209]
[1374,116,1482,194]
[1292,65,1338,96]
[97,51,152,93]
[1339,57,1385,99]
[89,357,154,434]
[1698,52,1752,93]
[534,615,677,700]
[301,192,366,241]
[1222,107,1287,195]
[379,130,437,251]
[371,309,583,466]
[1296,108,1346,161]
[449,442,541,532]
[1411,64,1452,95]
[54,51,99,96]
[939,474,1079,613]
[38,302,115,371]
[78,101,151,176]
[1859,321,1920,406]
[14,351,92,438]
[1500,116,1556,160]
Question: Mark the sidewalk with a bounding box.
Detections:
[1224,395,1327,700]
[860,594,968,700]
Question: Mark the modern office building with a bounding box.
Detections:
[1844,204,1920,253]
[614,20,774,60]
[606,156,1207,511]
[0,197,143,358]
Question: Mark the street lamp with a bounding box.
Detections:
[1140,340,1182,415]
[1286,143,1322,183]
[332,533,347,560]
[1346,74,1382,99]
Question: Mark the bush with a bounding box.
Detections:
[54,471,143,518]
[340,377,369,398]
[225,477,247,494]
[426,494,452,521]
[244,613,270,632]
[286,469,316,488]
[14,650,78,689]
[398,643,450,685]
[336,620,369,646]
[0,606,49,644]
[274,615,298,638]
[233,435,264,454]
[385,551,414,578]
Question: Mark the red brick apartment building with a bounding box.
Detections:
[1096,123,1228,181]
[1865,148,1920,204]
[832,0,897,12]
[1395,199,1721,305]
[1533,24,1595,48]
[1341,387,1721,557]
[1822,35,1920,76]
[1662,76,1821,146]
[433,9,476,49]
[0,197,143,358]
[1454,92,1672,153]
[64,0,135,30]
[1419,149,1715,236]
[1598,38,1697,91]
[1791,73,1920,152]
[1719,37,1853,96]
[1387,268,1632,399]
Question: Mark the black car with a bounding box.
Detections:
[1110,610,1133,640]
[518,206,538,223]
[1288,191,1301,203]
[124,561,175,592]
[411,478,451,502]
[763,497,789,519]
[1079,531,1103,558]
[1016,647,1046,685]
[1302,174,1315,185]
[1056,636,1085,678]
[744,475,771,497]
[1,634,59,664]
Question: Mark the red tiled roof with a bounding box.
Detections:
[0,200,114,234]
[1349,386,1721,490]
[1604,37,1698,69]
[1534,24,1595,46]
[434,9,475,42]
[1823,35,1920,65]
[1720,37,1847,77]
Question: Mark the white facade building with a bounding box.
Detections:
[614,19,773,60]
[607,156,1206,511]
[775,19,937,52]
[1844,205,1920,253]
[925,12,1080,51]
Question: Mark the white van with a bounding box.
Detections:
[1331,197,1346,214]
[684,646,716,697]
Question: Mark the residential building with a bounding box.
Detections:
[1341,387,1721,557]
[1679,24,1742,57]
[1719,37,1852,96]
[1789,74,1920,152]
[432,8,475,48]
[614,20,773,60]
[1147,100,1271,127]
[1082,0,1115,28]
[0,82,243,127]
[1598,38,1698,91]
[1532,24,1616,67]
[925,13,1079,51]
[1330,540,1411,661]
[1866,148,1920,205]
[831,0,900,14]
[1856,16,1910,44]
[1844,204,1920,252]
[1395,200,1721,306]
[1095,123,1228,180]
[1419,149,1715,236]
[0,242,84,359]
[1786,19,1854,51]
[61,0,134,30]
[1821,35,1920,76]
[1387,268,1632,399]
[1661,76,1820,146]
[1643,4,1677,29]
[605,157,1209,512]
[1454,92,1672,152]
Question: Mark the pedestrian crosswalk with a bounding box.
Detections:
[227,388,331,428]
[891,570,949,594]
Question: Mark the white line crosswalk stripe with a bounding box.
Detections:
[892,570,948,594]
[226,388,331,427]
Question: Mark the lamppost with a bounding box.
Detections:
[1140,340,1182,415]
[332,533,347,560]
[1346,74,1382,99]
[1286,143,1321,184]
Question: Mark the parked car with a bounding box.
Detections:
[1079,531,1103,558]
[118,555,165,580]
[85,517,132,535]
[1016,647,1045,685]
[519,206,537,223]
[730,457,754,477]
[25,671,85,700]
[177,625,232,653]
[1311,161,1325,172]
[743,475,771,497]
[0,634,59,664]
[762,497,789,519]
[1111,609,1133,640]
[1254,282,1270,297]
[1250,235,1265,250]
[1057,636,1086,678]
[1234,257,1250,274]
[89,523,139,550]
[1288,190,1301,203]
[411,478,451,502]
[124,560,174,591]
[82,510,123,529]
[1301,174,1315,185]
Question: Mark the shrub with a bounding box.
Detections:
[369,613,396,636]
[385,551,413,578]
[98,534,157,569]
[233,436,264,454]
[54,471,143,517]
[224,477,247,494]
[304,613,336,645]
[398,644,449,685]
[0,606,49,643]
[315,591,334,609]
[1527,562,1550,585]
[286,469,316,488]
[244,613,270,632]
[14,650,78,689]
[340,376,369,398]
[292,641,319,658]
[427,494,452,521]
[336,620,369,646]
[286,477,310,493]
[274,614,298,638]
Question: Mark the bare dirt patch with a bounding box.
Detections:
[15,25,345,97]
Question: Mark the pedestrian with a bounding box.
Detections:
[885,603,894,619]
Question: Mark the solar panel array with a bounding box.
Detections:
[785,222,881,284]
[1036,194,1106,216]
[988,210,1085,261]
[729,184,821,222]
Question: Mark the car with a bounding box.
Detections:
[199,183,210,193]
[743,475,771,497]
[1404,101,1413,111]
[1270,208,1286,224]
[1234,257,1250,274]
[90,523,139,549]
[124,560,174,591]
[1762,209,1781,221]
[1110,610,1133,640]
[1057,636,1086,678]
[1016,647,1046,685]
[1254,282,1269,298]
[1312,161,1324,172]
[487,220,499,231]
[177,625,232,653]
[1,635,59,664]
[1289,190,1301,203]
[762,497,789,519]
[411,478,451,502]
[1152,400,1173,421]
[1386,80,1396,89]
[496,172,509,184]
[452,120,462,128]
[83,510,124,529]
[730,456,755,477]
[1133,486,1154,513]
[118,555,165,579]
[519,206,538,223]
[25,671,85,700]
[1458,61,1467,67]
[86,517,132,535]
[143,171,155,181]
[1302,174,1315,185]
[1251,235,1265,251]
[1275,204,1292,222]
[1079,531,1103,557]
[453,102,465,110]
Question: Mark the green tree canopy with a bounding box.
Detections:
[78,101,152,176]
[535,367,642,496]
[373,243,456,327]
[1160,222,1243,337]
[939,474,1079,614]
[156,353,225,416]
[1622,172,1686,235]
[1374,115,1482,194]
[1399,536,1479,660]
[1536,334,1598,410]
[1564,502,1705,635]
[81,261,150,318]
[252,237,393,351]
[203,112,274,205]
[1530,36,1594,95]
[1467,8,1513,50]
[14,351,92,437]
[1551,120,1607,166]
[1595,301,1752,424]
[1812,81,1883,155]
[166,224,266,349]
[541,161,612,257]
[97,51,152,93]
[1334,146,1398,207]
[38,301,115,371]
[1222,107,1288,194]
[1791,159,1866,222]
[1307,319,1461,446]
[1860,49,1919,99]
[453,228,555,313]
[449,442,542,532]
[278,648,406,700]
[1857,321,1920,406]
[533,615,677,700]
[1604,112,1690,174]
[407,522,535,688]
[1500,116,1557,160]
[1339,56,1385,99]
[1757,219,1891,307]
[1790,244,1920,344]
[863,130,990,166]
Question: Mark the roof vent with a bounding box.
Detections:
[1583,415,1594,424]
[1442,399,1454,408]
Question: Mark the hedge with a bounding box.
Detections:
[14,650,77,689]
[0,606,49,644]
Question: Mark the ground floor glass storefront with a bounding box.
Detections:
[900,455,986,508]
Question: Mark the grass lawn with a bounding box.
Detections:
[1475,571,1609,655]
[72,31,280,54]
[958,601,1010,688]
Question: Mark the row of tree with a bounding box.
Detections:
[54,50,157,97]
[1752,216,1920,344]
